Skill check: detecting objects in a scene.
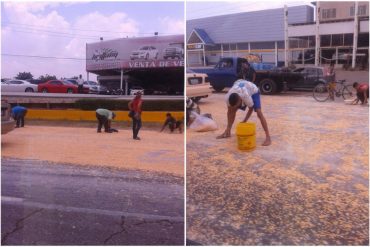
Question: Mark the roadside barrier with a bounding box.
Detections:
[25,109,184,123]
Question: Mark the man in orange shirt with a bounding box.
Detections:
[128,91,143,140]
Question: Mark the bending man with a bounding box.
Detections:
[217,70,271,146]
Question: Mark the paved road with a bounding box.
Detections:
[1,158,184,245]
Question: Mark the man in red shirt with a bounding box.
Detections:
[352,82,369,105]
[128,91,143,140]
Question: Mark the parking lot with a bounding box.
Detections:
[186,91,369,245]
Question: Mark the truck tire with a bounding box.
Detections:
[213,86,225,92]
[260,79,277,95]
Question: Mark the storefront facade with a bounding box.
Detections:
[86,34,184,94]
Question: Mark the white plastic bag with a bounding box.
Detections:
[189,112,218,132]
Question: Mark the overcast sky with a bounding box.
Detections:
[186,0,315,20]
[1,1,184,80]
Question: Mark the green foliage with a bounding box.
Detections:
[15,72,33,80]
[74,99,184,111]
[38,74,57,82]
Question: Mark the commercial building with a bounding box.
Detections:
[86,34,184,94]
[289,1,369,68]
[186,1,369,69]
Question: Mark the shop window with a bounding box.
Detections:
[350,5,368,16]
[322,8,336,19]
[237,42,249,50]
[222,44,229,51]
[332,34,344,46]
[320,35,331,47]
[229,44,237,51]
[344,33,353,46]
[250,42,275,50]
[277,41,285,49]
[358,33,369,47]
[308,36,315,48]
[298,37,309,48]
[289,39,299,49]
[206,44,221,51]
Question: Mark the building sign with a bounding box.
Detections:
[187,44,203,50]
[86,35,184,71]
[91,48,119,61]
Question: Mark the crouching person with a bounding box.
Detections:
[95,108,116,133]
[12,106,28,128]
[352,82,369,105]
[160,113,183,133]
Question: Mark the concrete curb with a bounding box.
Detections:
[25,109,184,123]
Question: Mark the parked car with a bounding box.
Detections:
[38,80,86,94]
[1,79,38,93]
[130,46,158,60]
[83,81,109,94]
[26,79,44,85]
[129,86,145,95]
[186,69,212,102]
[1,100,15,135]
[163,44,184,59]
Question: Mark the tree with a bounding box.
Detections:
[15,72,33,80]
[38,74,57,83]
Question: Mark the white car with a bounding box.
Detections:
[186,69,212,102]
[1,79,38,93]
[130,86,145,95]
[130,46,158,60]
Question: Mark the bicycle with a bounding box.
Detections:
[313,79,354,102]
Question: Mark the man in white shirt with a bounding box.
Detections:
[217,70,271,146]
[77,74,84,93]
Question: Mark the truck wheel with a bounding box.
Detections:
[260,79,277,95]
[213,86,224,92]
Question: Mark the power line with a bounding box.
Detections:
[1,53,87,61]
[5,29,101,41]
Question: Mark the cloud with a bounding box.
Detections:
[3,2,61,13]
[1,3,139,81]
[159,17,184,35]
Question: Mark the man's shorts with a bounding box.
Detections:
[251,92,261,111]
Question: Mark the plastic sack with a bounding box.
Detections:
[189,112,218,132]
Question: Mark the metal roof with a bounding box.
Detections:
[186,5,314,43]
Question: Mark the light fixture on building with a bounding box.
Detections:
[100,37,103,41]
[154,32,158,36]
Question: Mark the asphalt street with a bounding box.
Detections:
[1,158,184,245]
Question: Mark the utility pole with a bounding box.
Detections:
[315,1,320,66]
[352,1,359,69]
[284,5,289,67]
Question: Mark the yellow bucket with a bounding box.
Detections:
[236,122,256,151]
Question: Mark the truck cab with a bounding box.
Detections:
[191,57,247,92]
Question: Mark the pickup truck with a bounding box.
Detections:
[190,57,330,94]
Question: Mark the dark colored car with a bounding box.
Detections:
[26,79,44,85]
[38,80,88,94]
